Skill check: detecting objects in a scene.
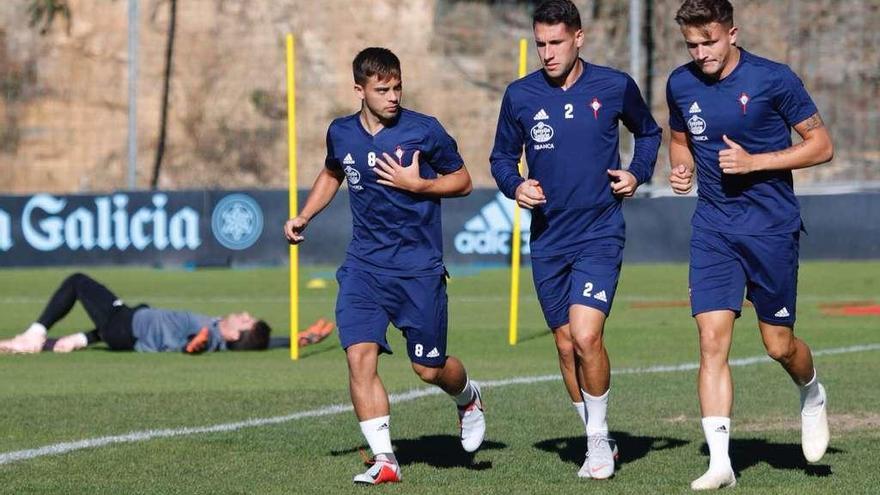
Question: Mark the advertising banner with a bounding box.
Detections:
[0,190,290,267]
[0,190,877,267]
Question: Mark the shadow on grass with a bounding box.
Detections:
[515,330,552,345]
[268,337,338,357]
[535,431,689,470]
[331,435,506,470]
[698,439,842,477]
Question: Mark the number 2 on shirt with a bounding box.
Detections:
[564,103,574,119]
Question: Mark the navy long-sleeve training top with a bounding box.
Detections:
[491,59,661,256]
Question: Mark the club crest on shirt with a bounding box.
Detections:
[739,92,750,114]
[530,121,554,143]
[687,114,706,135]
[394,145,404,162]
[344,165,363,191]
[590,97,602,119]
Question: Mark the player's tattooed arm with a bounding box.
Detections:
[723,112,833,173]
[800,113,825,132]
[767,140,809,160]
[770,112,833,170]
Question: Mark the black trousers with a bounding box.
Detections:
[37,273,140,350]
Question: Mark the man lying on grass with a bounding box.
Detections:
[0,273,271,354]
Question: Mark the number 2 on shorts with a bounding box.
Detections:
[582,282,593,297]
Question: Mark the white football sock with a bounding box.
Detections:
[701,416,732,471]
[453,377,476,406]
[572,401,588,435]
[23,323,47,338]
[799,369,823,413]
[583,388,609,436]
[360,416,395,463]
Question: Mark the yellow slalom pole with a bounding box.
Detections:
[286,34,300,360]
[508,38,528,346]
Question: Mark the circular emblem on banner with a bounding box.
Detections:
[211,193,264,250]
[687,114,707,135]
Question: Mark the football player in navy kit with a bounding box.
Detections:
[490,0,661,480]
[284,47,485,485]
[666,0,834,489]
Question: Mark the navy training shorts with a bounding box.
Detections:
[531,239,623,330]
[335,266,449,367]
[689,226,799,326]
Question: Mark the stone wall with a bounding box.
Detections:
[1,0,877,193]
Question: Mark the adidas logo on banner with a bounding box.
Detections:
[594,290,607,303]
[533,108,549,120]
[689,101,702,114]
[774,307,790,318]
[426,347,440,358]
[454,192,531,255]
[343,153,355,165]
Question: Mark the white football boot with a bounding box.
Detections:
[581,434,617,479]
[690,466,736,490]
[53,333,89,353]
[353,457,401,485]
[458,382,486,452]
[0,327,46,354]
[578,436,619,478]
[801,383,829,462]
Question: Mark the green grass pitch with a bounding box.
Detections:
[0,261,878,494]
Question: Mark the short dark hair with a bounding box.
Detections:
[352,47,401,86]
[675,0,734,28]
[227,320,271,351]
[533,0,582,30]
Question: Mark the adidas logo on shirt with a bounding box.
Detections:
[594,290,608,302]
[343,153,355,165]
[533,108,550,120]
[774,307,790,318]
[454,192,531,255]
[689,101,702,114]
[426,347,440,358]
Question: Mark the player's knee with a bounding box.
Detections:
[765,339,795,362]
[698,328,729,356]
[346,345,368,361]
[572,330,603,355]
[411,363,442,384]
[554,335,576,360]
[67,272,88,285]
[699,342,726,361]
[345,345,376,374]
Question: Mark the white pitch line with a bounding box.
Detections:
[1,343,878,466]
